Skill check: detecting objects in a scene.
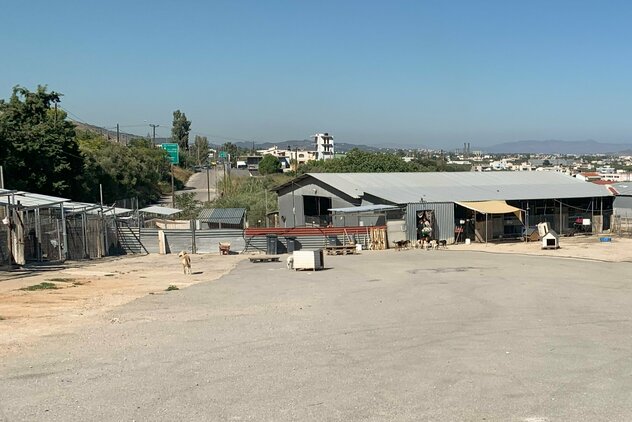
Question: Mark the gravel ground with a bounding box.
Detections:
[2,249,632,421]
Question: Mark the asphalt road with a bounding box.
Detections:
[3,250,632,421]
[180,168,249,203]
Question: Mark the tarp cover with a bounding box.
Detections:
[456,200,523,221]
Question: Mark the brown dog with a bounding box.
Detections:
[178,251,192,274]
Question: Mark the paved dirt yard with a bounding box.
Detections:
[2,236,632,421]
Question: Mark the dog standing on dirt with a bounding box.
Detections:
[286,255,294,270]
[178,251,192,275]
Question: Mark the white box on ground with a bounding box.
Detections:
[292,250,324,271]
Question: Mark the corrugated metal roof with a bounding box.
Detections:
[64,201,102,213]
[0,191,69,209]
[198,208,245,224]
[139,205,182,216]
[613,183,632,196]
[295,172,611,204]
[329,204,400,213]
[63,202,133,216]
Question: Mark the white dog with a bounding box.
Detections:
[178,251,192,275]
[286,255,294,270]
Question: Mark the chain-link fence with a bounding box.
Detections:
[22,215,63,262]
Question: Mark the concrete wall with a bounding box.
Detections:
[125,228,246,254]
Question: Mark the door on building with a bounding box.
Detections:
[303,196,332,227]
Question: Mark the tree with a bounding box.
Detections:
[171,110,191,152]
[258,154,281,175]
[190,135,210,166]
[211,173,288,226]
[0,85,84,198]
[174,192,202,219]
[300,148,417,173]
[221,142,240,166]
[78,131,172,205]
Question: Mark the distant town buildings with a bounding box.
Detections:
[457,151,632,185]
[313,133,334,160]
[256,145,317,171]
[249,132,334,172]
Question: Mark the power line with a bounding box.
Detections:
[59,108,276,146]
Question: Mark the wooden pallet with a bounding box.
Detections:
[325,245,357,255]
[249,255,281,263]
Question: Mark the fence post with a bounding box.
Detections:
[60,204,68,261]
[191,220,197,254]
[56,219,62,261]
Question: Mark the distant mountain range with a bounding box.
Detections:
[485,140,632,154]
[76,121,632,155]
[73,122,383,152]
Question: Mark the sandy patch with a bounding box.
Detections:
[449,234,632,262]
[0,253,246,356]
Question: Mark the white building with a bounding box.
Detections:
[256,145,317,171]
[599,172,632,182]
[313,133,334,160]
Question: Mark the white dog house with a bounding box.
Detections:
[292,250,324,271]
[542,230,560,249]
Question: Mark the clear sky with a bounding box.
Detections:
[2,0,632,148]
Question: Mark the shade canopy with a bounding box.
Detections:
[456,200,523,221]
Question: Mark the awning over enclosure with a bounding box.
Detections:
[0,191,69,210]
[198,208,245,224]
[456,200,523,221]
[63,202,133,216]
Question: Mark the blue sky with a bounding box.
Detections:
[2,0,632,148]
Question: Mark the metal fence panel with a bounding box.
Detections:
[195,229,246,254]
[139,228,160,254]
[244,233,370,253]
[111,227,373,255]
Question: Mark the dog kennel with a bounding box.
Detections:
[542,230,559,249]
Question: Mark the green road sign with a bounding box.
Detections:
[219,151,228,159]
[161,143,179,164]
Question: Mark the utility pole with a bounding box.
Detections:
[292,179,296,227]
[222,160,226,197]
[116,123,120,143]
[206,166,211,203]
[171,164,175,207]
[149,124,159,146]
